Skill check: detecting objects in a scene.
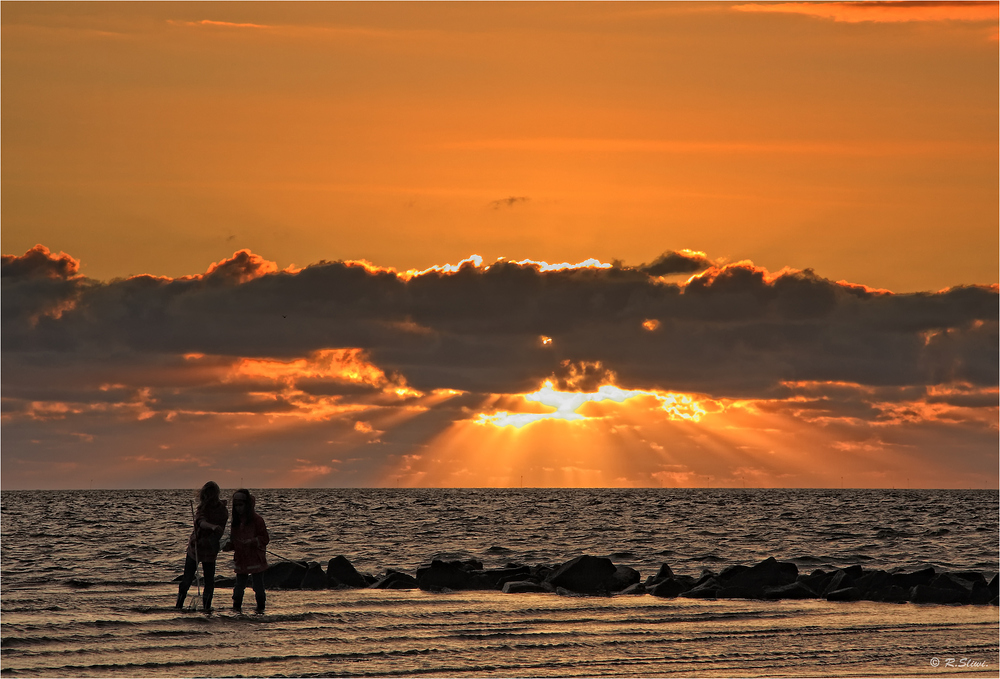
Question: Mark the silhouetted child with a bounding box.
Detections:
[176,481,227,611]
[224,488,269,614]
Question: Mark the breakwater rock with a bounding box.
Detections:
[199,554,999,606]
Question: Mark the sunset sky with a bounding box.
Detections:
[3,2,997,489]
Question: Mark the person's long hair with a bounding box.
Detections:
[231,488,252,531]
[198,481,221,511]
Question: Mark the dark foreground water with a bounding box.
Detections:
[2,488,998,677]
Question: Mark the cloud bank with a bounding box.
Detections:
[3,245,996,488]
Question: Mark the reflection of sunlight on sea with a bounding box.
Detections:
[2,586,998,677]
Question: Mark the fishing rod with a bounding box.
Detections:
[187,499,202,611]
[266,548,309,568]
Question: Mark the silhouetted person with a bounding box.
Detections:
[176,481,227,611]
[224,488,269,614]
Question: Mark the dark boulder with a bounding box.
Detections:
[970,580,993,605]
[262,561,307,589]
[371,570,418,590]
[416,560,475,591]
[693,570,718,588]
[718,564,750,582]
[827,587,863,602]
[854,570,892,601]
[717,586,762,600]
[476,565,531,589]
[327,556,368,588]
[301,562,328,589]
[822,568,859,596]
[651,578,689,598]
[764,582,818,600]
[930,573,977,594]
[910,585,970,605]
[717,558,797,595]
[545,555,617,594]
[797,569,834,595]
[609,566,640,592]
[889,567,935,591]
[502,580,553,594]
[989,574,998,598]
[645,563,675,586]
[618,583,647,595]
[681,577,722,598]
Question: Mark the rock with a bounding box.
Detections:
[544,555,617,594]
[262,561,307,589]
[717,558,797,596]
[951,571,988,586]
[475,566,531,589]
[609,566,640,592]
[764,582,818,600]
[826,587,863,602]
[326,556,368,588]
[618,583,647,595]
[822,568,859,596]
[371,570,418,590]
[910,584,970,605]
[889,567,935,591]
[681,577,722,598]
[797,569,834,595]
[416,560,475,591]
[930,573,977,594]
[854,570,892,601]
[531,565,555,581]
[717,586,762,600]
[970,580,993,605]
[301,562,327,589]
[646,563,679,587]
[502,580,552,594]
[718,564,750,581]
[651,578,689,598]
[693,570,718,588]
[989,573,998,598]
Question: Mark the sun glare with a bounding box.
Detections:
[475,380,709,429]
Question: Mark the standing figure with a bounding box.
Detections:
[225,488,269,614]
[176,481,228,611]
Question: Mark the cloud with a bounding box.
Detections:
[2,247,996,488]
[488,196,530,210]
[732,2,999,24]
[168,19,272,30]
[640,249,713,276]
[2,244,80,280]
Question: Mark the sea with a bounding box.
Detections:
[2,488,998,678]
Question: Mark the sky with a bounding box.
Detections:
[2,2,997,490]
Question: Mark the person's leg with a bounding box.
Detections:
[233,573,248,612]
[176,555,197,608]
[251,572,266,613]
[202,561,216,611]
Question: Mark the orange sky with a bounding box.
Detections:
[3,2,997,291]
[2,3,997,490]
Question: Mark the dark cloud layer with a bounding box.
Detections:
[3,245,997,406]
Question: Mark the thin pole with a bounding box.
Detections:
[189,500,202,610]
[266,548,307,568]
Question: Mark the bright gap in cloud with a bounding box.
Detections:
[475,380,708,428]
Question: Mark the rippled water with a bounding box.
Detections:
[2,489,998,677]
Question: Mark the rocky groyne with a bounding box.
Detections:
[198,554,1000,606]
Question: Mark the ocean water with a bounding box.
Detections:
[2,488,998,677]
